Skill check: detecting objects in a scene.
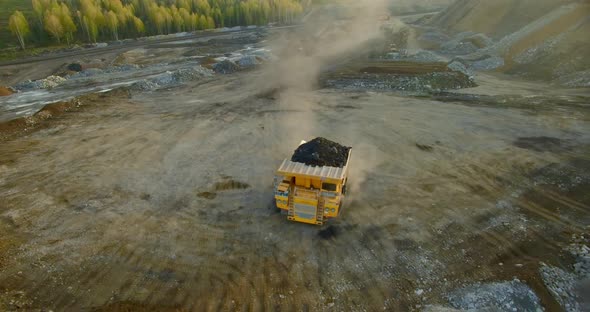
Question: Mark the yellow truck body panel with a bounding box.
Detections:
[274,143,351,225]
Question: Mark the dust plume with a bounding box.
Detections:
[258,0,389,145]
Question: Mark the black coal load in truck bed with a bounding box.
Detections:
[291,137,351,168]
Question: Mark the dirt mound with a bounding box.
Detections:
[0,86,13,96]
[427,0,590,83]
[291,137,351,168]
[428,0,570,39]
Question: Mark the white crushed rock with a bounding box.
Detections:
[13,75,67,91]
[447,279,543,311]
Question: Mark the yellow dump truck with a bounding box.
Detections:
[274,140,351,225]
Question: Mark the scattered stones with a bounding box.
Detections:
[385,49,447,63]
[130,66,212,91]
[213,60,241,74]
[556,70,590,88]
[447,279,543,311]
[13,75,67,91]
[324,71,476,92]
[442,39,479,55]
[540,264,582,312]
[237,55,262,68]
[527,159,590,193]
[471,56,505,71]
[447,60,473,77]
[291,137,351,168]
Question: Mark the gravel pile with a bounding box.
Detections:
[131,66,212,91]
[13,75,67,91]
[447,279,543,311]
[471,56,505,71]
[104,64,141,73]
[385,49,447,63]
[539,233,589,312]
[442,39,479,55]
[447,60,474,77]
[238,55,262,68]
[556,70,590,88]
[324,71,476,93]
[69,65,141,79]
[291,137,351,168]
[213,60,241,74]
[540,265,581,312]
[514,33,565,65]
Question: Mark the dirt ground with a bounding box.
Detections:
[1,4,590,310]
[0,63,589,310]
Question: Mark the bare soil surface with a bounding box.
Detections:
[0,6,589,311]
[0,65,589,310]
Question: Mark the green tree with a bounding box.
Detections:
[8,11,31,50]
[105,10,119,40]
[32,0,49,27]
[44,13,64,43]
[132,16,145,36]
[58,3,77,44]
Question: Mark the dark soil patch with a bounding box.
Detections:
[335,104,360,110]
[213,179,250,191]
[67,63,83,72]
[359,62,449,75]
[514,137,569,153]
[291,137,351,168]
[318,225,339,240]
[197,192,217,200]
[255,87,283,100]
[415,143,434,151]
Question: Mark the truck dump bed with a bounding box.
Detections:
[276,148,351,182]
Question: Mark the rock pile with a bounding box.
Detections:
[291,137,351,168]
[213,60,240,74]
[447,279,543,311]
[540,265,581,311]
[13,75,67,91]
[131,66,212,91]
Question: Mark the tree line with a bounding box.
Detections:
[7,0,309,50]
